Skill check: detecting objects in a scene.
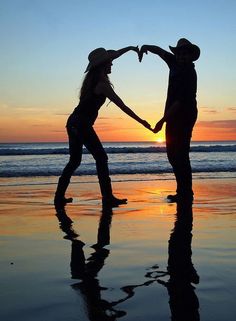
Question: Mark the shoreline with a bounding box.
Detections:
[0,172,235,186]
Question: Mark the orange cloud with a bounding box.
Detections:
[200,107,218,114]
[228,107,236,113]
[193,120,236,141]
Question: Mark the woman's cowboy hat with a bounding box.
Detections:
[85,48,114,73]
[169,38,200,61]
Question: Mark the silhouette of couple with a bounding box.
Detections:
[54,38,200,208]
[56,202,200,321]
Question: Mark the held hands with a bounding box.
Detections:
[138,45,148,62]
[140,118,165,133]
[130,45,148,62]
[152,119,165,133]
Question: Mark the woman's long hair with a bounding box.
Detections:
[79,63,112,100]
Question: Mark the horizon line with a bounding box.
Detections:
[1,139,236,144]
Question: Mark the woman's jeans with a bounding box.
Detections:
[55,126,113,199]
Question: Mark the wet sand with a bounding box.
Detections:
[0,177,236,321]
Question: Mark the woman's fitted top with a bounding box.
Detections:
[66,92,106,128]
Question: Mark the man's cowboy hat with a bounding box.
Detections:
[169,38,200,61]
[85,48,114,73]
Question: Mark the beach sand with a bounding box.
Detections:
[0,176,236,321]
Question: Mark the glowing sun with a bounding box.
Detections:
[156,137,165,143]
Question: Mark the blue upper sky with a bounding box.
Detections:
[0,0,236,141]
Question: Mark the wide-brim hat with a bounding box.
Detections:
[169,38,200,61]
[85,48,114,73]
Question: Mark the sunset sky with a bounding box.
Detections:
[0,0,236,143]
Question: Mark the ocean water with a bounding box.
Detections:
[0,141,236,184]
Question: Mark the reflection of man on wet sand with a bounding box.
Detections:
[55,206,126,321]
[158,202,200,321]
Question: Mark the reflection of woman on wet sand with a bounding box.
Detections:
[56,207,158,320]
[56,207,126,320]
[54,46,151,209]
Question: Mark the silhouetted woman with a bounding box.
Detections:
[54,46,150,208]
